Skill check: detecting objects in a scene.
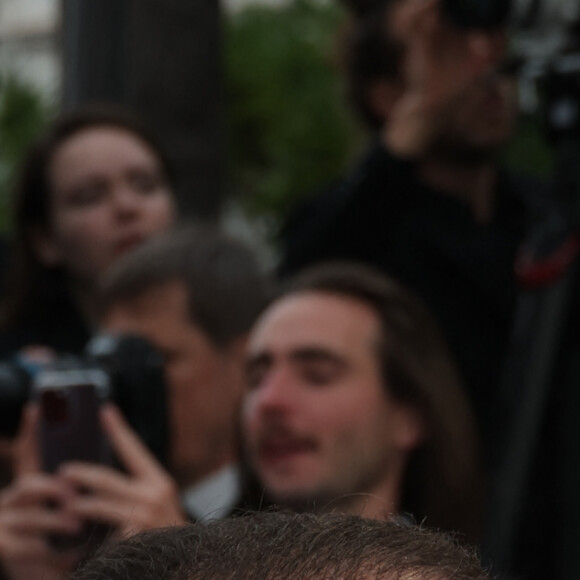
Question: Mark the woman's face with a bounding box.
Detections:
[36,126,176,285]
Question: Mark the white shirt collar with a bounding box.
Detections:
[181,464,241,522]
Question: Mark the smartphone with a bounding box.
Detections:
[34,367,114,551]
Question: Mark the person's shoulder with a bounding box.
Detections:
[280,141,409,247]
[277,140,418,277]
[279,178,343,246]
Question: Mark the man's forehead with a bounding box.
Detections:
[100,281,200,343]
[249,291,381,354]
[104,281,187,318]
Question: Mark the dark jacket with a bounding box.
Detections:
[280,141,550,465]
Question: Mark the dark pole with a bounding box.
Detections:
[60,0,128,108]
[60,0,225,221]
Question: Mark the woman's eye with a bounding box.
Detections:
[129,171,165,194]
[64,182,107,208]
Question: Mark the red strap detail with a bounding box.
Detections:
[515,233,580,289]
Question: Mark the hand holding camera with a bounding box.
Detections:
[0,341,185,580]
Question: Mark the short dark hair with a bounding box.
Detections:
[72,512,492,580]
[284,262,483,540]
[2,103,175,329]
[100,225,273,348]
[337,0,404,131]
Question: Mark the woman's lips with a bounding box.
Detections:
[114,234,145,256]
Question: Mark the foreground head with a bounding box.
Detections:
[243,263,481,536]
[4,103,176,325]
[100,225,272,486]
[72,512,491,580]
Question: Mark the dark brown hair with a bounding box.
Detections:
[337,0,404,131]
[285,262,483,540]
[100,224,273,348]
[72,512,492,580]
[1,103,175,329]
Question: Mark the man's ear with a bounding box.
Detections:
[227,334,249,363]
[30,226,62,267]
[224,334,250,393]
[393,402,425,452]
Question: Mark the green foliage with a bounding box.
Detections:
[0,74,50,230]
[224,0,360,231]
[502,113,554,178]
[224,0,556,238]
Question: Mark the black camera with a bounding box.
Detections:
[0,334,169,466]
[442,0,510,29]
[445,0,580,34]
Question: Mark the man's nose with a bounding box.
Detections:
[253,366,296,415]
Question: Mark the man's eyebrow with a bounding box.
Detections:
[246,347,345,368]
[245,351,272,370]
[289,347,345,367]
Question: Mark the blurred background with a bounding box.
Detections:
[0,0,552,260]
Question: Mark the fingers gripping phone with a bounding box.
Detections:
[34,368,114,551]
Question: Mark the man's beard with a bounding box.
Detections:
[268,486,394,518]
[265,462,394,516]
[267,489,336,514]
[429,136,499,167]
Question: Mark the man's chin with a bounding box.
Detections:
[266,485,339,514]
[429,140,500,166]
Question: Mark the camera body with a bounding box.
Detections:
[0,334,169,467]
[445,0,580,33]
[442,0,510,29]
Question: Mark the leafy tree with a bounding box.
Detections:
[0,75,50,230]
[225,0,361,235]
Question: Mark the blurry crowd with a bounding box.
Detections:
[0,0,576,579]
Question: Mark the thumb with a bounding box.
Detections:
[13,402,41,477]
[100,403,166,480]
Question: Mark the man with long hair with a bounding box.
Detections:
[243,262,482,540]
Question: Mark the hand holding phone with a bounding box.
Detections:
[58,405,186,537]
[34,368,114,551]
[33,368,184,544]
[0,405,83,580]
[36,369,113,474]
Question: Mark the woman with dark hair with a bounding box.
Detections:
[0,105,178,580]
[0,104,177,357]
